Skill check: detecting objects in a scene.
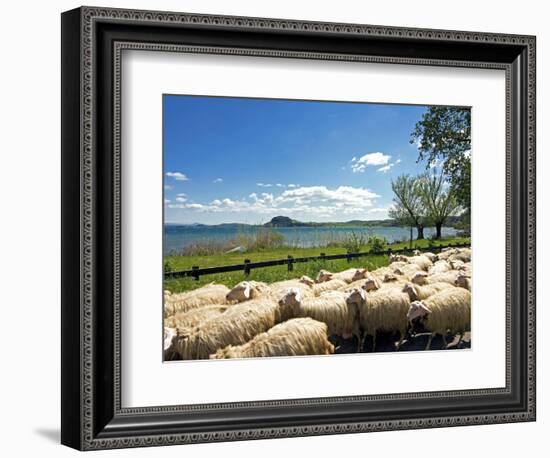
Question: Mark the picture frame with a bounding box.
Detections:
[61,5,536,450]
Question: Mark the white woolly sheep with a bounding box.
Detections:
[269,279,315,302]
[315,268,369,284]
[428,259,452,275]
[449,248,471,263]
[389,254,409,263]
[172,298,280,360]
[340,275,381,293]
[394,263,425,279]
[346,288,411,350]
[455,273,472,291]
[427,271,461,286]
[164,304,229,330]
[164,284,231,318]
[279,288,358,340]
[436,248,459,261]
[226,280,270,303]
[407,287,471,349]
[210,317,334,359]
[314,278,348,295]
[402,282,454,302]
[407,255,433,271]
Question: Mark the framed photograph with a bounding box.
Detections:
[61,6,536,450]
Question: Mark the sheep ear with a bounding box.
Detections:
[419,303,432,314]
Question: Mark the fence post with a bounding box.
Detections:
[287,255,294,272]
[191,266,200,281]
[244,259,251,276]
[346,252,352,263]
[320,252,326,261]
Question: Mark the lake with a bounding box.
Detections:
[164,225,459,255]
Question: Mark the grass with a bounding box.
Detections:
[164,236,470,293]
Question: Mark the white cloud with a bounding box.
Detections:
[276,183,284,187]
[351,152,391,173]
[287,184,298,188]
[377,165,391,173]
[368,207,389,213]
[395,159,402,164]
[164,199,171,204]
[167,185,381,218]
[213,178,223,183]
[175,196,187,202]
[166,171,188,181]
[256,183,272,187]
[164,185,173,190]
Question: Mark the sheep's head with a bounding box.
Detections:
[299,275,315,287]
[407,301,431,322]
[164,327,177,351]
[351,268,369,282]
[316,270,333,283]
[362,276,380,292]
[164,290,172,296]
[279,288,302,307]
[402,283,418,301]
[455,273,470,289]
[393,267,405,276]
[226,281,251,302]
[346,287,366,310]
[413,250,421,256]
[384,273,399,283]
[411,272,429,285]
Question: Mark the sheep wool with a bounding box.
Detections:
[407,255,433,271]
[226,280,270,302]
[411,287,471,338]
[314,278,348,296]
[173,298,280,360]
[427,271,460,286]
[279,289,357,339]
[347,288,411,349]
[428,259,452,275]
[315,268,368,284]
[164,305,229,330]
[164,284,231,318]
[211,318,334,359]
[402,282,454,302]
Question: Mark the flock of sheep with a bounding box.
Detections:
[163,246,472,360]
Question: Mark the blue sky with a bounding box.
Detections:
[164,95,430,225]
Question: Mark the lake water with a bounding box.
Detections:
[164,225,458,255]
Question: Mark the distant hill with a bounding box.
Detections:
[263,216,306,227]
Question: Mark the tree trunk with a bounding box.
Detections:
[435,222,442,239]
[417,225,424,240]
[409,226,413,248]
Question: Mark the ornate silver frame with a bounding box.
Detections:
[61,6,536,450]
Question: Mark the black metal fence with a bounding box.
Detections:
[164,242,470,281]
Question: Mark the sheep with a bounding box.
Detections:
[407,255,433,271]
[172,298,279,360]
[339,276,381,293]
[370,266,394,283]
[226,280,270,302]
[402,282,454,302]
[313,278,348,296]
[164,305,229,330]
[449,248,471,263]
[269,279,315,302]
[389,254,409,263]
[437,248,459,261]
[455,273,472,291]
[388,261,408,270]
[210,318,334,359]
[315,268,369,284]
[407,288,471,349]
[278,288,358,341]
[299,275,315,287]
[413,250,438,263]
[347,288,411,351]
[394,263,425,279]
[164,284,231,318]
[428,259,452,275]
[428,271,461,286]
[164,326,178,360]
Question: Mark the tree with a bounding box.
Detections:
[410,107,471,212]
[417,172,461,239]
[388,174,428,240]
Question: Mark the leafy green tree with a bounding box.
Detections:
[417,172,461,239]
[388,174,428,240]
[410,107,471,211]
